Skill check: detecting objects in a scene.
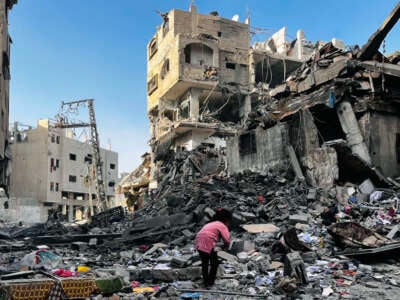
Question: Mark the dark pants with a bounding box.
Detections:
[198,249,219,286]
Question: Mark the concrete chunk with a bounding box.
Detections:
[204,207,215,219]
[177,267,202,280]
[171,255,192,268]
[144,243,167,255]
[88,238,97,247]
[240,212,256,219]
[229,240,244,254]
[151,268,178,282]
[387,225,400,239]
[359,179,375,194]
[307,189,317,200]
[231,213,245,226]
[237,252,249,262]
[217,251,237,262]
[289,214,309,224]
[182,229,194,238]
[284,251,308,284]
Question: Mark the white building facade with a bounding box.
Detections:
[10,119,118,222]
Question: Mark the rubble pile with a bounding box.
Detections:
[2,153,400,299]
[1,2,400,299]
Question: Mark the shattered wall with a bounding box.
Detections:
[147,7,250,113]
[226,124,288,174]
[302,147,339,190]
[144,2,400,191]
[369,112,400,177]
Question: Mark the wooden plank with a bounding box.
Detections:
[241,223,280,233]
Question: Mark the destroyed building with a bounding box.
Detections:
[0,0,17,193]
[115,153,151,208]
[147,3,400,192]
[8,119,119,223]
[147,5,250,188]
[1,3,400,300]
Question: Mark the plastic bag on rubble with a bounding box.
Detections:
[19,250,61,269]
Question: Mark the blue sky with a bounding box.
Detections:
[9,0,400,173]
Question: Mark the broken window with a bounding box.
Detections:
[55,183,59,192]
[2,52,10,80]
[255,57,302,88]
[226,62,236,69]
[147,74,158,95]
[161,59,170,79]
[84,154,92,164]
[310,105,345,144]
[108,181,115,187]
[50,182,54,192]
[69,153,76,161]
[56,159,60,168]
[69,175,77,183]
[218,31,222,37]
[239,132,257,156]
[110,163,116,170]
[148,37,157,59]
[56,136,60,144]
[184,43,213,66]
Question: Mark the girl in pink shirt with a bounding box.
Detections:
[195,208,232,287]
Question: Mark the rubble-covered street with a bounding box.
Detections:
[2,1,400,299]
[3,149,400,299]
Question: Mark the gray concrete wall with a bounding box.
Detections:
[10,124,48,201]
[0,197,47,224]
[227,124,288,174]
[369,112,400,177]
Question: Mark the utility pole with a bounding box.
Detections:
[54,99,108,212]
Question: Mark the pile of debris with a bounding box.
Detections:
[1,2,400,299]
[2,152,400,299]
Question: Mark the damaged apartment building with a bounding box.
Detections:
[147,3,400,191]
[147,4,249,188]
[7,119,119,223]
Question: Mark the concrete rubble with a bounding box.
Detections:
[1,149,400,299]
[1,2,400,300]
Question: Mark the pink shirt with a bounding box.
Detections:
[195,221,230,254]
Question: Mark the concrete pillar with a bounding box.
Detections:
[68,192,74,222]
[301,109,319,156]
[189,4,197,13]
[68,205,73,222]
[337,101,371,164]
[189,88,202,121]
[296,30,305,60]
[248,50,256,91]
[241,95,252,124]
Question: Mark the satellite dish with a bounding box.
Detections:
[232,14,239,22]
